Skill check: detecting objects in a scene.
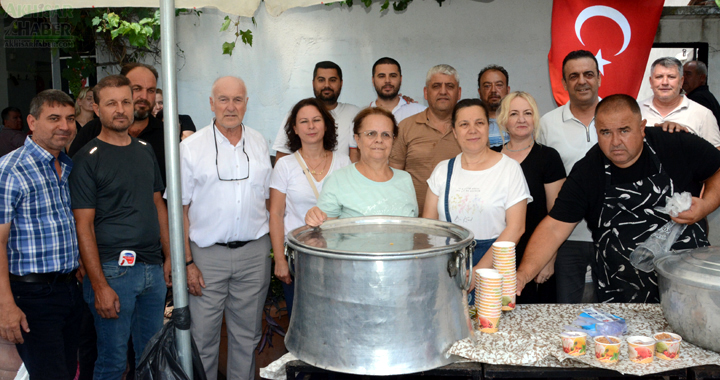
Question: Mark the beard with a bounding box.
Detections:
[314,87,339,104]
[375,85,399,101]
[486,94,502,111]
[101,114,132,132]
[134,99,153,120]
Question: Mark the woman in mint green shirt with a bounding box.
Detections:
[305,107,418,226]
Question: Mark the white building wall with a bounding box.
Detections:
[163,0,555,146]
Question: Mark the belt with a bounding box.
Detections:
[216,241,250,249]
[9,270,77,284]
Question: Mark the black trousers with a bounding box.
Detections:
[12,280,83,380]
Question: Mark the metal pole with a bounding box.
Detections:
[158,0,193,377]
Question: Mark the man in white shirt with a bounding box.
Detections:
[273,61,361,162]
[477,65,511,147]
[538,50,600,304]
[179,76,272,380]
[639,57,720,148]
[369,57,426,123]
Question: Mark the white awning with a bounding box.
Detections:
[1,0,324,18]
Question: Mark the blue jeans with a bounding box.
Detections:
[469,238,496,305]
[12,280,83,380]
[83,262,166,380]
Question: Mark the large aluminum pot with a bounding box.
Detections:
[656,246,720,353]
[284,216,475,375]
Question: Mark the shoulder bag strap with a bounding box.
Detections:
[294,151,320,199]
[444,157,456,222]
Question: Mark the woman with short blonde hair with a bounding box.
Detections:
[493,91,566,304]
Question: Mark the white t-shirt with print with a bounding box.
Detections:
[427,153,532,240]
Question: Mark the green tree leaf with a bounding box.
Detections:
[239,29,253,46]
[220,15,231,32]
[222,41,236,56]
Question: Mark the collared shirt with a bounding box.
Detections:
[369,97,427,123]
[179,123,272,247]
[272,102,361,155]
[687,85,720,126]
[389,109,461,214]
[640,95,720,147]
[0,137,78,275]
[538,102,597,243]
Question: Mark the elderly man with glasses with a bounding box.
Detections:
[176,76,272,380]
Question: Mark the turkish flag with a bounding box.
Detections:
[548,0,664,106]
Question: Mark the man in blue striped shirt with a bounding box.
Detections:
[0,90,81,379]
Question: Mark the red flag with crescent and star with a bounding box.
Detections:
[548,0,664,106]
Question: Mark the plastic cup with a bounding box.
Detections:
[653,332,682,360]
[561,331,588,356]
[627,336,655,363]
[593,336,621,362]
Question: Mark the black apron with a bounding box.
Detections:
[593,140,708,303]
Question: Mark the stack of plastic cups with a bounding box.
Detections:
[474,268,503,333]
[492,241,517,311]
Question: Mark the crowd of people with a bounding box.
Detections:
[0,50,719,380]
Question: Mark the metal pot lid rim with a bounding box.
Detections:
[286,216,475,257]
[655,246,720,289]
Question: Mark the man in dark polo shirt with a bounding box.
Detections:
[517,94,720,304]
[68,63,168,184]
[683,60,720,126]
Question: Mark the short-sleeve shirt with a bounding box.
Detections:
[492,143,566,259]
[538,102,598,243]
[0,137,78,275]
[179,124,272,247]
[426,153,533,240]
[270,152,351,234]
[317,164,418,219]
[389,109,461,215]
[686,85,720,126]
[70,137,165,264]
[68,115,168,185]
[272,102,360,155]
[369,97,426,124]
[550,127,720,235]
[640,95,720,147]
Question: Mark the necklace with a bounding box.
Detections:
[504,141,533,152]
[302,150,327,175]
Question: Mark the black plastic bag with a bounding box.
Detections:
[136,307,207,380]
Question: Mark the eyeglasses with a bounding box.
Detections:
[357,130,394,141]
[213,123,250,181]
